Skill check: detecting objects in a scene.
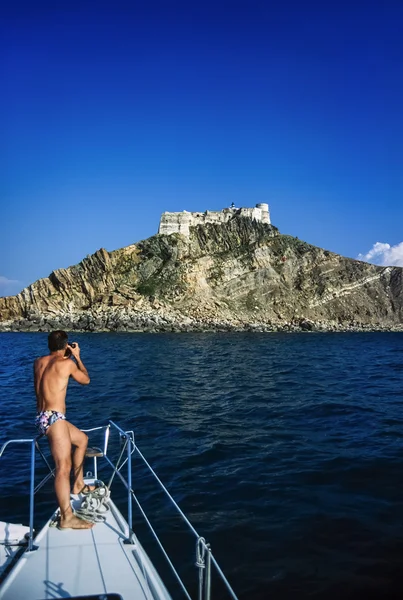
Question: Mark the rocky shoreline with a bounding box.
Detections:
[1,307,402,334]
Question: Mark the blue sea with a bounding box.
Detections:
[1,332,403,599]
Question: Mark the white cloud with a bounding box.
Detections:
[0,276,23,298]
[357,241,403,267]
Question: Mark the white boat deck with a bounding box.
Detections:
[0,498,172,600]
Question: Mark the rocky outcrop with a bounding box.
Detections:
[1,216,403,332]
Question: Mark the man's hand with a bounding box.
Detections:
[68,342,90,385]
[70,342,80,361]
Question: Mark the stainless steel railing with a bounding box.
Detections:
[0,439,36,552]
[0,421,239,600]
[104,421,238,600]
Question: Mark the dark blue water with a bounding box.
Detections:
[1,332,403,599]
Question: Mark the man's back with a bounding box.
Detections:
[34,354,70,414]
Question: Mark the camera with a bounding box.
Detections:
[65,342,76,357]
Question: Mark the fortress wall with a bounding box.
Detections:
[200,210,235,224]
[256,203,270,224]
[158,211,193,236]
[239,207,262,221]
[159,203,271,236]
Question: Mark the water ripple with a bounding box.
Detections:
[1,332,403,599]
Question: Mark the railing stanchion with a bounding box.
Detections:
[28,440,36,551]
[104,424,110,456]
[127,435,133,538]
[205,545,212,600]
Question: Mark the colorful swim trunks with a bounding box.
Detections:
[35,411,66,435]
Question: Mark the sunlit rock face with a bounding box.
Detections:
[1,216,402,332]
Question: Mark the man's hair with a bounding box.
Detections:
[48,330,68,352]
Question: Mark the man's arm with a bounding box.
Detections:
[68,343,90,385]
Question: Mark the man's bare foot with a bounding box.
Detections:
[72,483,97,495]
[58,514,93,530]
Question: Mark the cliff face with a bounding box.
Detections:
[1,217,402,332]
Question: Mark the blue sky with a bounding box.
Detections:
[1,1,403,296]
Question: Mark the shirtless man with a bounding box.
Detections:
[34,330,94,530]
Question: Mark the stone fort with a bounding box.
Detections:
[159,203,271,236]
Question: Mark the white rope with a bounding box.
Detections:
[49,482,111,527]
[74,481,110,523]
[196,537,206,600]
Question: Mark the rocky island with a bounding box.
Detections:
[1,205,402,332]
